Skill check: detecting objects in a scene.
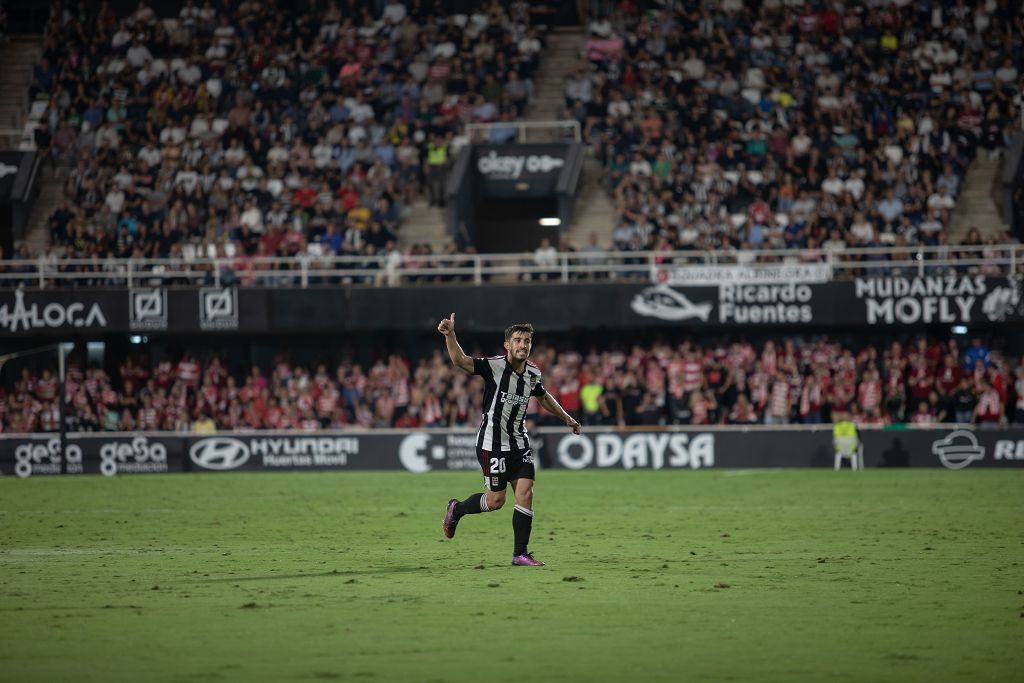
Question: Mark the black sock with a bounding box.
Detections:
[512,506,533,556]
[456,493,487,518]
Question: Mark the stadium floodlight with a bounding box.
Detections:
[538,217,561,227]
[0,343,72,474]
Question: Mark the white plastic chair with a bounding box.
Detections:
[834,435,863,470]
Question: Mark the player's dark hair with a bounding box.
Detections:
[504,323,534,340]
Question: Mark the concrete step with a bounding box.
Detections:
[527,104,563,114]
[569,180,617,242]
[528,100,563,110]
[955,208,1002,217]
[399,202,449,249]
[535,75,569,85]
[956,217,1006,224]
[403,221,447,233]
[2,58,41,68]
[956,198,999,207]
[526,30,585,129]
[0,35,42,135]
[23,191,66,252]
[949,151,1007,241]
[544,49,582,57]
[545,57,582,68]
[971,156,1001,168]
[530,96,565,107]
[955,203,998,214]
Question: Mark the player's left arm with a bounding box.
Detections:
[537,390,582,435]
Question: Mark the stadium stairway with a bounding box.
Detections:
[22,164,63,255]
[399,200,449,252]
[526,27,618,252]
[526,27,584,122]
[401,27,620,256]
[0,35,41,149]
[949,154,1009,242]
[0,34,54,256]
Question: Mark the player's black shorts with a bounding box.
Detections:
[477,447,535,491]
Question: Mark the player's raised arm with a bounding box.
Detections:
[538,391,582,435]
[438,312,474,374]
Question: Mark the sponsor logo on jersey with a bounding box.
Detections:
[499,391,530,406]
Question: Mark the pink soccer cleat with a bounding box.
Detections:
[512,553,545,566]
[442,499,459,539]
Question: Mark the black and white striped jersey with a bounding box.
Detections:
[473,355,547,452]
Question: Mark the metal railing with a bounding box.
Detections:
[464,120,582,143]
[0,244,1020,289]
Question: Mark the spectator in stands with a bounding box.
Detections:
[24,0,542,267]
[567,1,1022,262]
[950,376,978,424]
[764,371,792,425]
[973,379,1004,427]
[965,338,991,370]
[533,237,558,280]
[1014,366,1024,425]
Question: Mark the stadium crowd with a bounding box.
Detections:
[1,335,1019,433]
[26,0,544,262]
[568,0,1022,254]
[2,0,1019,285]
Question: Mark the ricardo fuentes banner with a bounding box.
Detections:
[628,276,1024,327]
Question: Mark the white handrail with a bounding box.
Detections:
[0,244,1019,289]
[465,120,582,142]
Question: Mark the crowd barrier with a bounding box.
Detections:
[3,274,1024,336]
[2,426,1022,477]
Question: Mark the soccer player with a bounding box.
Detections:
[437,313,581,566]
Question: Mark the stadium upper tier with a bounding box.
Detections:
[568,0,1022,252]
[14,1,1022,263]
[22,0,544,256]
[1,242,1022,288]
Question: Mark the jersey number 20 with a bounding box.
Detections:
[489,457,506,474]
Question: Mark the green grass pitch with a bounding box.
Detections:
[1,469,1022,682]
